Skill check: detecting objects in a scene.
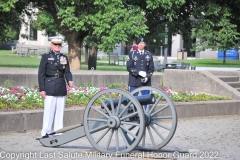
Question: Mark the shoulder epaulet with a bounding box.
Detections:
[146,50,152,54]
[45,52,49,54]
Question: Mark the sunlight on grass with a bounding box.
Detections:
[178,59,240,67]
[0,50,41,68]
[1,49,240,69]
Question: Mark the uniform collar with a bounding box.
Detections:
[51,50,61,55]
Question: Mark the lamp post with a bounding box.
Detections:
[163,24,168,65]
[160,46,162,57]
[182,48,184,60]
[160,40,162,57]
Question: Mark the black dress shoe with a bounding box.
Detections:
[42,133,49,138]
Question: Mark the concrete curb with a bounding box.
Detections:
[1,100,239,132]
[0,68,163,88]
[163,70,240,100]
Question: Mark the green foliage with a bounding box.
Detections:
[32,11,58,35]
[66,92,89,106]
[4,80,13,88]
[0,83,230,111]
[90,1,149,52]
[0,0,17,12]
[146,0,185,21]
[107,82,128,91]
[170,91,230,102]
[0,27,18,46]
[83,36,98,49]
[77,83,94,87]
[55,0,150,52]
[0,86,43,110]
[0,0,34,45]
[191,3,240,55]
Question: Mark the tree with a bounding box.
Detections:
[143,0,240,60]
[25,0,149,70]
[0,0,30,45]
[26,0,193,70]
[126,0,195,56]
[2,0,193,69]
[7,0,240,67]
[191,2,240,64]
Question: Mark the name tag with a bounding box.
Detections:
[48,58,54,60]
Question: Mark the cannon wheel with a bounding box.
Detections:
[130,86,177,150]
[83,89,145,154]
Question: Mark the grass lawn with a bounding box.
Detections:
[1,50,240,70]
[0,50,235,108]
[0,50,127,71]
[0,50,41,68]
[178,58,240,68]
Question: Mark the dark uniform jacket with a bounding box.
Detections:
[127,50,155,87]
[38,51,72,96]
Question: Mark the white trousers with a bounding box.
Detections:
[41,96,66,136]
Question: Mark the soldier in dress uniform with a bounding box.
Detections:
[126,37,155,110]
[38,37,73,138]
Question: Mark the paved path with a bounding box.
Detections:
[0,115,239,160]
[195,67,240,71]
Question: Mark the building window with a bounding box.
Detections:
[29,24,37,40]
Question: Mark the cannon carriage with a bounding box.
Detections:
[37,86,178,154]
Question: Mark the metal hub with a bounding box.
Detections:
[144,112,152,125]
[107,116,120,129]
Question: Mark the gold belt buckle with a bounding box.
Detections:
[55,73,59,78]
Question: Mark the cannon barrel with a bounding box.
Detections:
[102,94,155,109]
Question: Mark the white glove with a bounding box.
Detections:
[139,71,146,77]
[142,77,148,83]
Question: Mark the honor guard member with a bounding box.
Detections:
[38,37,73,138]
[126,37,155,110]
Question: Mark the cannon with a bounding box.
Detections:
[102,93,155,109]
[37,86,178,154]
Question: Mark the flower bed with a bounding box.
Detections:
[0,83,230,111]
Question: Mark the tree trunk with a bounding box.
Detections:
[88,46,98,70]
[84,45,89,64]
[35,0,90,70]
[223,50,226,65]
[65,33,82,70]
